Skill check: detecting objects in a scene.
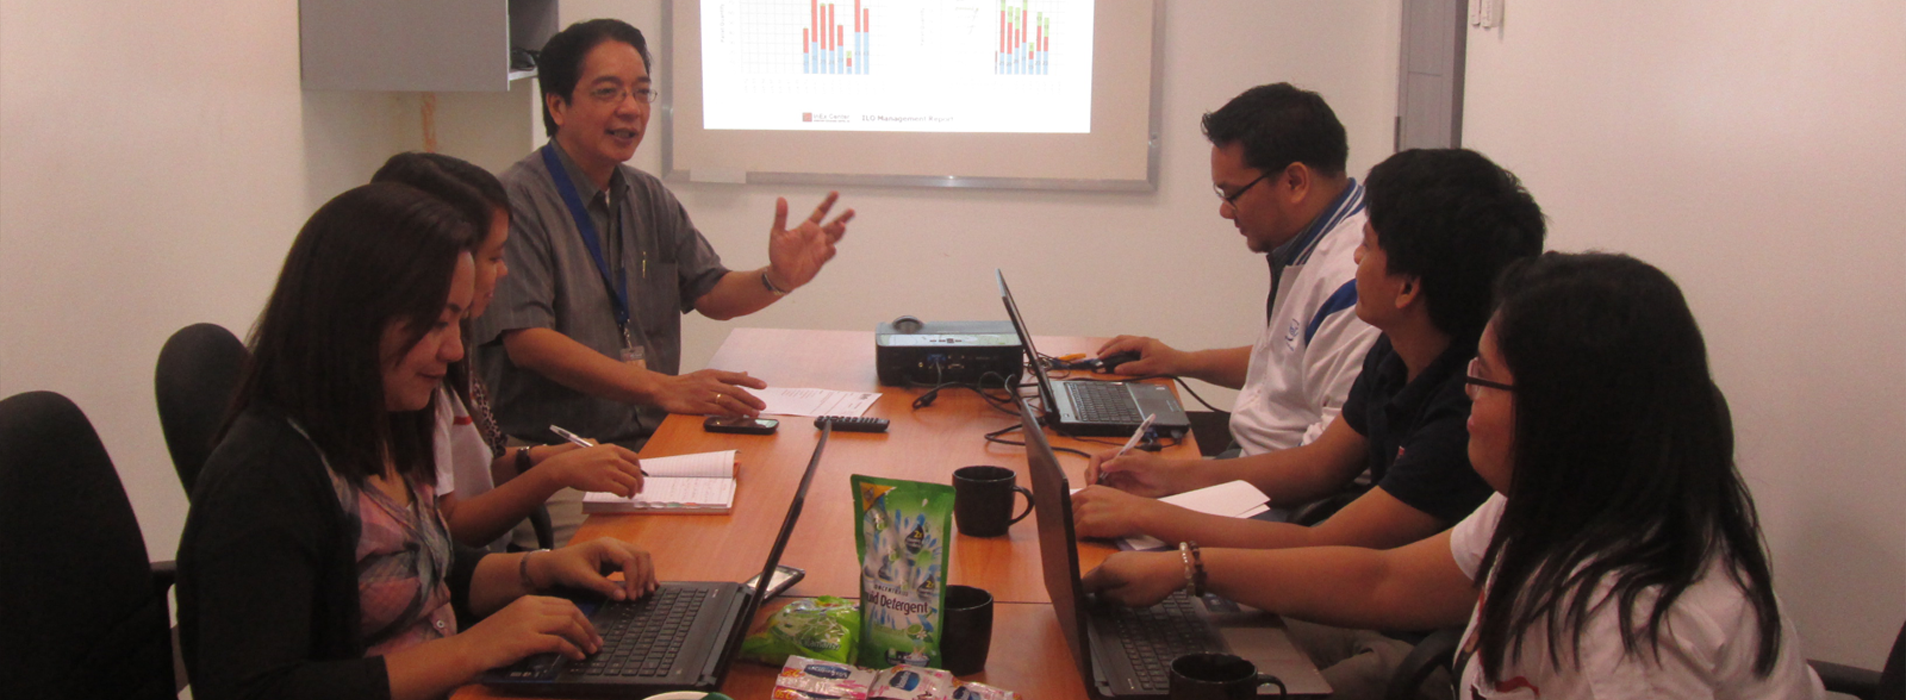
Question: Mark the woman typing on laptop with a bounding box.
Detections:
[1083,253,1824,698]
[176,183,659,700]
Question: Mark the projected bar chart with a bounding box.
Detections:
[704,0,1094,133]
[995,0,1049,75]
[803,0,869,74]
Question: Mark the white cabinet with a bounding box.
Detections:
[300,0,558,91]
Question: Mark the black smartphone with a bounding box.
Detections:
[703,415,780,435]
[744,565,806,599]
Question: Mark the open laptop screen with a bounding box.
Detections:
[716,424,830,666]
[1016,395,1094,684]
[997,270,1060,413]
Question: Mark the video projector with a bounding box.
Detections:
[875,319,1024,387]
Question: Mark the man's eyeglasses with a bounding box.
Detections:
[1213,172,1271,208]
[1464,357,1514,399]
[587,84,660,105]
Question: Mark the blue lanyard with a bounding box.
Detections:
[541,144,631,332]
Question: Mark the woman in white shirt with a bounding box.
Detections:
[1084,252,1824,699]
[373,152,647,550]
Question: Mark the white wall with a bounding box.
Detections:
[1462,1,1906,667]
[0,0,1399,585]
[0,0,401,553]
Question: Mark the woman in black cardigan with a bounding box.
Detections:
[178,183,658,700]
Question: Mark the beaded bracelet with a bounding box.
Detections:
[1178,541,1207,597]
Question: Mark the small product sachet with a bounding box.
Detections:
[949,681,1021,700]
[851,475,955,668]
[772,655,877,700]
[868,665,957,699]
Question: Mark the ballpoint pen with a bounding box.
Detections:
[550,424,648,476]
[1097,413,1156,485]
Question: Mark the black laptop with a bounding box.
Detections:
[1016,397,1328,697]
[996,269,1190,437]
[481,426,832,696]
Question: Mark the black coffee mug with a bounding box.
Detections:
[952,465,1033,537]
[939,584,994,675]
[1168,653,1287,699]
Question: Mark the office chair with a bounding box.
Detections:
[0,391,177,700]
[1386,619,1905,700]
[155,322,248,498]
[1383,627,1461,700]
[1810,620,1905,700]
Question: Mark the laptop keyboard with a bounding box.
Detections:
[1067,382,1144,423]
[549,587,708,679]
[1106,592,1226,692]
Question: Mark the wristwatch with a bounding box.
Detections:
[760,269,790,296]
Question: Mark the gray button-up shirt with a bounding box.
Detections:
[473,143,728,444]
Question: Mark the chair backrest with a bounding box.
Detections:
[1883,621,1904,700]
[0,391,174,700]
[155,322,248,497]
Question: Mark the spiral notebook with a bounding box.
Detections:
[583,450,737,513]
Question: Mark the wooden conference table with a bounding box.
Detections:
[457,328,1206,699]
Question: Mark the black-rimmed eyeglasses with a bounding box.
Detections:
[1464,357,1514,400]
[1213,172,1271,208]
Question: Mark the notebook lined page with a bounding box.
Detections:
[630,477,736,508]
[641,450,736,479]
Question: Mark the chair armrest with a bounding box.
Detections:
[150,559,177,594]
[530,504,555,550]
[1385,627,1463,700]
[1809,659,1879,700]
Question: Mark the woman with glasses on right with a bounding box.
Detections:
[1086,252,1824,698]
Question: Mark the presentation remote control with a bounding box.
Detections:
[815,416,889,433]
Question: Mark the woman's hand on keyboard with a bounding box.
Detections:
[459,595,601,666]
[539,538,660,601]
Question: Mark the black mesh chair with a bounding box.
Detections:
[155,322,248,498]
[1384,627,1461,700]
[1390,619,1906,700]
[1811,621,1905,700]
[0,391,176,700]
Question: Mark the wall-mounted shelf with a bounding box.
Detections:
[300,0,558,92]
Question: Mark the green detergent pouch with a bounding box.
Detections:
[740,596,861,666]
[851,475,955,668]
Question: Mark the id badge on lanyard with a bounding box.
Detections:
[620,328,645,369]
[542,144,647,370]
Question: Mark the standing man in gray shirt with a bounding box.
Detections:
[475,19,853,495]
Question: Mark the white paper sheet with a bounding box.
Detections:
[1119,480,1271,551]
[754,387,881,417]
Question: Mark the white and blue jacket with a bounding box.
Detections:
[1229,179,1381,455]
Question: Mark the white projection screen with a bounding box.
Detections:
[663,0,1163,191]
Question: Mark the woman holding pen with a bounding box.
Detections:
[371,152,645,550]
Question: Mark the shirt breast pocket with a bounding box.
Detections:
[634,261,685,322]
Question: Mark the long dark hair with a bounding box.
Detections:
[370,152,508,411]
[228,183,475,484]
[1474,252,1783,679]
